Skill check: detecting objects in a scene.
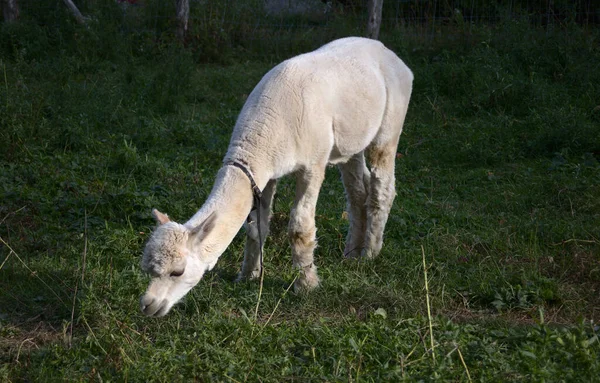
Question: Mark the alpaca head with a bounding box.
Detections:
[140,209,217,317]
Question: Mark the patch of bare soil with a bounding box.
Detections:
[0,320,63,365]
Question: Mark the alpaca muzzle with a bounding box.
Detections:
[140,295,170,317]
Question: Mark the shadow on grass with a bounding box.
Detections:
[0,265,80,365]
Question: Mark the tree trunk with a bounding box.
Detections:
[62,0,87,24]
[3,0,20,22]
[366,0,383,40]
[175,0,190,42]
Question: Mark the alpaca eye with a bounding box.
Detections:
[170,270,184,277]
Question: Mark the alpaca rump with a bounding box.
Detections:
[140,37,413,317]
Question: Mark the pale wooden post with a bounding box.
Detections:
[176,0,190,42]
[62,0,87,24]
[367,0,383,40]
[3,0,20,22]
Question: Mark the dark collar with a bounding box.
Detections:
[225,160,262,200]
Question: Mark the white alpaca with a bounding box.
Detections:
[140,37,413,317]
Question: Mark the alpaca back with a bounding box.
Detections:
[225,37,413,178]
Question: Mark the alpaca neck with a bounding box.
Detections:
[184,165,254,262]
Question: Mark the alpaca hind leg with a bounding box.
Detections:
[363,143,398,259]
[289,166,325,291]
[338,152,371,257]
[237,179,277,281]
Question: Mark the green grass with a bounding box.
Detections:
[1,11,600,382]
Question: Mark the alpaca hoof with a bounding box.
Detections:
[235,269,261,282]
[294,271,320,292]
[343,246,364,258]
[361,248,379,259]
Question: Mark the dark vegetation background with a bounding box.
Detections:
[1,0,599,381]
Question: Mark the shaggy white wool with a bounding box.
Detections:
[140,37,413,317]
[141,222,188,275]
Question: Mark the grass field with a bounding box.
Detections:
[1,8,600,381]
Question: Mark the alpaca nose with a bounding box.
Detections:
[141,295,170,317]
[140,295,155,315]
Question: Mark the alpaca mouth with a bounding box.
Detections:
[140,296,170,317]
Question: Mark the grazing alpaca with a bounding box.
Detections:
[140,37,413,317]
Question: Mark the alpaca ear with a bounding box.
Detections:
[189,211,217,239]
[152,209,171,225]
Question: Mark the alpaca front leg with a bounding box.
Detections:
[363,145,397,259]
[289,167,325,291]
[338,152,371,257]
[237,179,277,281]
[237,210,262,280]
